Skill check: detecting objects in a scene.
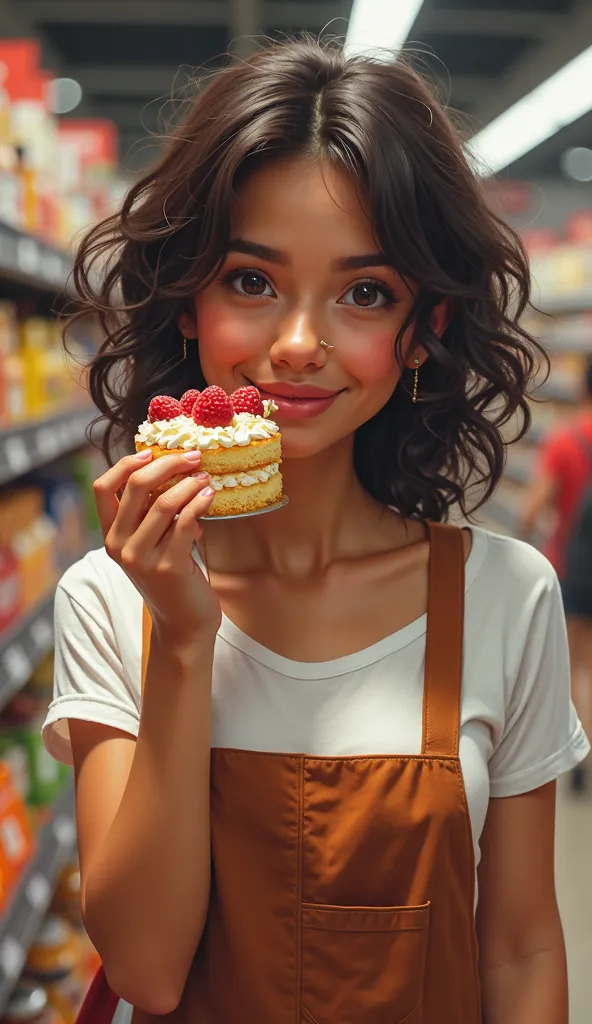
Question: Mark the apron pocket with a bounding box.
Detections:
[300,901,430,1024]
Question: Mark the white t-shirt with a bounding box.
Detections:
[42,526,589,872]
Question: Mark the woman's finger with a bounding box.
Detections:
[93,450,153,537]
[120,474,211,556]
[162,486,216,565]
[114,450,203,537]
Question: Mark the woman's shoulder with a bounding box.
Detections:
[58,545,139,616]
[467,525,559,607]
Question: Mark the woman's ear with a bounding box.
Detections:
[178,312,198,339]
[431,296,454,339]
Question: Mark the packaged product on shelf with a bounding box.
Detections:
[35,465,89,569]
[0,301,25,427]
[24,916,90,1024]
[0,758,34,900]
[19,318,52,420]
[0,542,22,633]
[0,983,66,1024]
[0,489,57,611]
[51,862,101,978]
[0,721,69,809]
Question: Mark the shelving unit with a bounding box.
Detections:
[0,407,97,487]
[0,221,72,295]
[0,589,55,713]
[484,249,592,539]
[0,219,100,1010]
[0,782,76,1012]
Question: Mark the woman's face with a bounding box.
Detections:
[189,159,430,459]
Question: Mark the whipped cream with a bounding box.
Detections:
[136,408,279,452]
[209,462,280,491]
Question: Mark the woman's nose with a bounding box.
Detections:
[269,313,325,371]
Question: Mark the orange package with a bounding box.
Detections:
[0,759,35,902]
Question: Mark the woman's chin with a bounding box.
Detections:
[279,428,354,462]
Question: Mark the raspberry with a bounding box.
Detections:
[193,385,234,428]
[231,386,264,417]
[180,388,201,416]
[148,395,182,422]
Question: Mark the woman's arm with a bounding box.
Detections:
[72,630,214,1015]
[69,450,220,1014]
[476,782,568,1024]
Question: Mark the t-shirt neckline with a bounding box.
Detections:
[214,526,488,680]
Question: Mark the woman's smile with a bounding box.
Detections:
[248,379,346,420]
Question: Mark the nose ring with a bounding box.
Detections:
[320,339,335,352]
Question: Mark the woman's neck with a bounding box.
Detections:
[203,435,401,576]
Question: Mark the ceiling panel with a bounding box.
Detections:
[43,22,229,65]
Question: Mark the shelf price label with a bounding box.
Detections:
[35,427,60,461]
[3,436,30,474]
[53,815,76,848]
[16,237,40,276]
[2,644,31,688]
[26,873,51,912]
[29,616,53,652]
[0,936,25,980]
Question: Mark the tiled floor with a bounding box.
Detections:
[556,776,592,1022]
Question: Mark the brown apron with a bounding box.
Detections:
[133,521,482,1023]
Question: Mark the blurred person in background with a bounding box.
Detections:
[521,355,592,791]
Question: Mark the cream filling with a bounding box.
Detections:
[209,462,280,491]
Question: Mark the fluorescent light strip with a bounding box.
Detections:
[345,0,425,57]
[468,45,592,175]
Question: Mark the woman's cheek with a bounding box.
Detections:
[339,329,403,386]
[194,297,262,371]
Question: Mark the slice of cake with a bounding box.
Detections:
[135,385,282,516]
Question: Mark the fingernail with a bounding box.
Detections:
[201,486,215,497]
[134,450,152,460]
[191,472,209,481]
[183,451,202,462]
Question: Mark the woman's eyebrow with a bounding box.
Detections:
[227,238,390,272]
[332,253,390,271]
[227,238,289,264]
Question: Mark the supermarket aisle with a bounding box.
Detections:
[556,778,592,1023]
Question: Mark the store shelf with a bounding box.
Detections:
[0,782,76,1011]
[538,293,592,317]
[534,379,578,404]
[0,407,96,486]
[0,590,56,713]
[0,222,72,294]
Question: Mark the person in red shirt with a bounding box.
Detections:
[521,355,592,790]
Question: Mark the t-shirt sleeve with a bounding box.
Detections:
[42,556,141,766]
[489,566,590,798]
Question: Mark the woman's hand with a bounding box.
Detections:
[94,449,221,645]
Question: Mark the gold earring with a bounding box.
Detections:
[320,339,335,352]
[182,337,188,360]
[412,358,421,404]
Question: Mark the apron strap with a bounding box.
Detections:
[421,522,465,758]
[141,604,152,693]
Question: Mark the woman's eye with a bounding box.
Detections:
[340,282,393,309]
[229,271,275,298]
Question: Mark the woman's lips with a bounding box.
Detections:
[255,384,342,420]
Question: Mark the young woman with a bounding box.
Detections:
[43,37,588,1024]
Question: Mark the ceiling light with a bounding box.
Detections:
[345,0,424,57]
[468,45,592,175]
[561,146,592,182]
[47,78,83,116]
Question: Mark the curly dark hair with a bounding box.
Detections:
[70,35,546,522]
